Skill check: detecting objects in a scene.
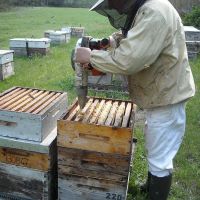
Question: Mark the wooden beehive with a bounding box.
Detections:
[61,27,71,41]
[0,50,15,81]
[58,175,130,200]
[10,38,51,56]
[44,30,55,38]
[187,51,199,60]
[57,97,136,200]
[186,41,200,59]
[184,26,200,41]
[0,86,67,142]
[71,27,85,38]
[45,30,70,44]
[49,31,69,44]
[186,41,200,52]
[88,73,113,86]
[0,128,57,200]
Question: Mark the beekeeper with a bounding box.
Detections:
[75,0,196,199]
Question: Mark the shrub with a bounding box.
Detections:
[183,6,200,29]
[0,0,10,11]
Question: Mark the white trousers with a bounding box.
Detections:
[144,102,186,177]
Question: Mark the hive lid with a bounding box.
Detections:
[10,38,51,42]
[27,38,51,42]
[0,50,14,57]
[49,31,68,35]
[184,26,200,32]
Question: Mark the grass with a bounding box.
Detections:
[0,7,116,102]
[0,7,200,200]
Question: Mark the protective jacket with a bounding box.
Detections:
[90,0,195,109]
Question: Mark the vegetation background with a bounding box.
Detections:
[0,0,200,13]
[0,4,199,200]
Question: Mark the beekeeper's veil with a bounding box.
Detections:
[90,0,147,36]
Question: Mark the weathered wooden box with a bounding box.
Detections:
[58,97,134,154]
[88,73,113,86]
[0,50,15,81]
[0,50,14,65]
[185,41,200,60]
[0,62,15,81]
[44,30,55,38]
[61,27,71,33]
[184,26,200,41]
[71,27,85,38]
[58,145,135,182]
[27,38,51,56]
[45,30,70,44]
[61,27,71,41]
[10,38,51,56]
[49,31,69,44]
[57,97,136,200]
[58,175,129,200]
[187,51,199,60]
[0,129,57,200]
[186,41,200,52]
[0,86,67,142]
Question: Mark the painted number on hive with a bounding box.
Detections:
[106,193,122,200]
[6,154,29,166]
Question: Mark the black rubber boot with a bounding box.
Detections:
[149,173,172,200]
[140,171,151,194]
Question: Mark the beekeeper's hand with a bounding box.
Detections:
[75,47,91,64]
[109,31,124,48]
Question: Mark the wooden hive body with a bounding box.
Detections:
[0,86,67,142]
[186,41,200,59]
[49,31,69,44]
[70,27,85,38]
[186,41,200,52]
[61,27,71,41]
[0,50,15,81]
[0,129,57,200]
[9,38,51,56]
[44,30,55,38]
[0,50,14,65]
[57,97,136,200]
[184,26,200,41]
[88,73,113,86]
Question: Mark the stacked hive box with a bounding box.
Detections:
[44,30,70,45]
[0,50,15,81]
[57,97,136,200]
[0,86,68,199]
[0,130,57,200]
[44,30,55,38]
[10,38,51,56]
[71,27,85,38]
[90,74,128,92]
[88,73,113,87]
[61,27,71,41]
[184,26,200,59]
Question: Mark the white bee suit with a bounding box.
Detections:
[89,0,195,177]
[145,101,186,177]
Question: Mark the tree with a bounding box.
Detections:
[0,0,10,11]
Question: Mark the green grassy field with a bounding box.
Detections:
[0,7,200,200]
